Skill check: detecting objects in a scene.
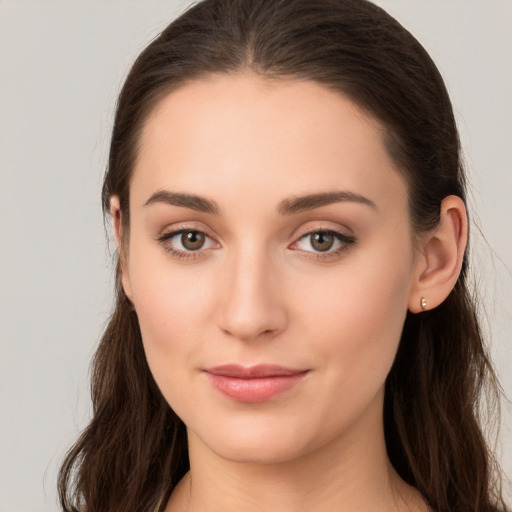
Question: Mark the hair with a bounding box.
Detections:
[58,1,508,511]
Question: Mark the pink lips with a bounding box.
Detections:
[203,364,309,403]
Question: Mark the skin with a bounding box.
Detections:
[111,72,467,512]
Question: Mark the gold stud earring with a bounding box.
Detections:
[420,297,428,310]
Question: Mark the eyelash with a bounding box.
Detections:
[157,226,356,261]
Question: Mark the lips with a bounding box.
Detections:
[203,364,309,403]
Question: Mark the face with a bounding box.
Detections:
[120,72,421,464]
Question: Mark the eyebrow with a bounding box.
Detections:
[278,191,377,215]
[143,189,377,215]
[144,190,221,214]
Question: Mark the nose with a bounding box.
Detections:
[216,247,288,342]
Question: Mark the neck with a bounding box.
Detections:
[165,391,427,512]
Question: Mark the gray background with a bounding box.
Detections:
[0,1,510,510]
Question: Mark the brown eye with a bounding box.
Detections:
[310,232,335,252]
[158,228,218,259]
[292,229,356,258]
[181,230,205,250]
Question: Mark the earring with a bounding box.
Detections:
[420,297,428,310]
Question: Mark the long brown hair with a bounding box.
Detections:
[58,1,509,511]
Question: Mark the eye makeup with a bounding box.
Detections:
[156,223,356,262]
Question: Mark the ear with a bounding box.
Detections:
[109,195,133,301]
[408,195,468,313]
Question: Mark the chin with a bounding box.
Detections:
[187,414,329,466]
[208,436,308,465]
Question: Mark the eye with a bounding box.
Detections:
[291,229,355,258]
[158,228,218,259]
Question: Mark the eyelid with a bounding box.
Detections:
[292,220,354,238]
[288,225,356,259]
[156,222,355,261]
[158,221,218,241]
[157,223,220,259]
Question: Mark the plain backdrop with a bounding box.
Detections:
[0,1,510,510]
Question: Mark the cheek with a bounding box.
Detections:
[130,268,216,418]
[126,221,416,432]
[126,243,216,386]
[293,237,414,390]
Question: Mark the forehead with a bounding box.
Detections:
[131,72,408,218]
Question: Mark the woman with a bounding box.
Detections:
[58,0,509,511]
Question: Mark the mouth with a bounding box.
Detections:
[203,364,310,403]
